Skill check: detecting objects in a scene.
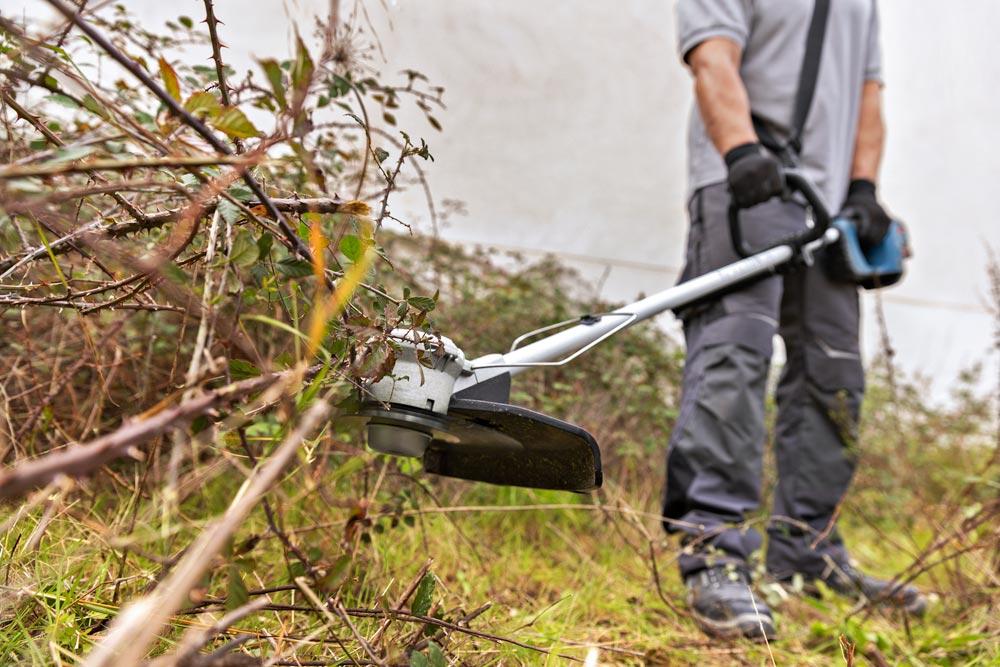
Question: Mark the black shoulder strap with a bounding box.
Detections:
[789,0,831,153]
[753,0,831,164]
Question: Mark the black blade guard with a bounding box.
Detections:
[422,398,602,492]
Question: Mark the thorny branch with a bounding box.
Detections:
[0,198,347,276]
[0,365,320,499]
[0,1,468,664]
[43,0,316,268]
[83,393,334,667]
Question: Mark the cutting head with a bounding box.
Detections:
[355,330,602,492]
[357,397,601,492]
[422,398,602,491]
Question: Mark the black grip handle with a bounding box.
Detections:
[728,170,832,258]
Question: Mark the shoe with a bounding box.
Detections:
[684,565,777,642]
[812,561,927,616]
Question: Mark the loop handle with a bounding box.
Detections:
[727,170,832,259]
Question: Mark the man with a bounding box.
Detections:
[666,0,926,641]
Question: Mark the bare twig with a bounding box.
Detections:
[82,391,333,667]
[202,1,233,109]
[43,0,315,266]
[0,198,346,276]
[0,365,320,500]
[155,597,271,667]
[295,578,386,667]
[0,88,147,222]
[202,0,245,156]
[196,604,582,662]
[0,296,184,313]
[0,155,247,179]
[369,558,432,646]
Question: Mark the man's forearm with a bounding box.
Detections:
[688,38,756,156]
[850,81,885,182]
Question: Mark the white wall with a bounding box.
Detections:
[12,1,1000,399]
[374,0,1000,399]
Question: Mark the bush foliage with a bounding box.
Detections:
[1,3,998,665]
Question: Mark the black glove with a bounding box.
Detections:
[841,179,892,249]
[724,142,785,209]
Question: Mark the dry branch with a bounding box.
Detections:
[154,597,271,667]
[0,88,148,222]
[83,394,334,667]
[0,198,346,276]
[43,0,314,266]
[0,155,247,179]
[0,365,320,500]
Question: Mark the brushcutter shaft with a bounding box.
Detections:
[457,228,839,389]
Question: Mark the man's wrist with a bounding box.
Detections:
[724,142,763,168]
[847,178,877,201]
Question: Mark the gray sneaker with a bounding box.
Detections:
[815,562,927,616]
[684,565,776,642]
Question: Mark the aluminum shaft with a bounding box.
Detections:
[455,227,839,391]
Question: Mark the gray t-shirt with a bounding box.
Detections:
[676,0,882,210]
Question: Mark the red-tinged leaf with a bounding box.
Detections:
[158,57,181,102]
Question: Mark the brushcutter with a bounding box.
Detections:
[348,170,908,492]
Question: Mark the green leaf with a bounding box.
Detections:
[426,642,446,667]
[329,456,365,484]
[228,359,260,380]
[291,33,314,109]
[212,107,260,139]
[50,146,97,164]
[191,415,211,434]
[178,15,194,29]
[382,111,396,126]
[329,74,351,98]
[373,147,390,164]
[183,91,222,119]
[161,261,189,286]
[317,554,352,594]
[276,257,313,278]
[134,110,156,130]
[427,115,442,131]
[411,572,435,617]
[226,563,249,610]
[228,230,259,268]
[357,343,396,381]
[256,233,274,257]
[406,295,436,312]
[229,185,253,202]
[410,652,429,667]
[158,57,181,102]
[217,198,243,225]
[287,559,306,583]
[339,234,362,262]
[46,93,78,109]
[81,95,107,118]
[258,58,287,110]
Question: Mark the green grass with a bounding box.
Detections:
[2,246,996,665]
[2,447,998,665]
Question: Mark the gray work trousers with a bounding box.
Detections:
[663,182,863,579]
